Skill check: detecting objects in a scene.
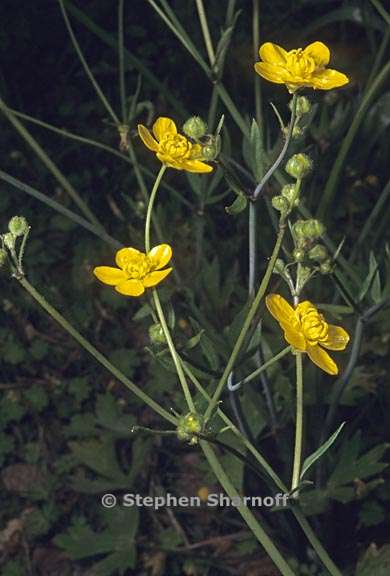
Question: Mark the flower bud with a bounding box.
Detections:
[285,153,312,179]
[177,412,203,444]
[281,183,299,206]
[0,249,7,268]
[149,323,166,345]
[272,195,290,213]
[290,96,311,116]
[201,135,220,161]
[301,219,326,239]
[293,248,305,262]
[183,116,207,140]
[3,233,15,250]
[320,260,333,274]
[292,219,305,238]
[308,244,328,262]
[273,258,286,274]
[292,126,304,139]
[8,216,29,237]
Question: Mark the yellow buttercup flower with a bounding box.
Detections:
[137,117,213,173]
[254,41,349,92]
[266,294,350,375]
[93,244,173,297]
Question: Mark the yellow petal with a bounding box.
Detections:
[115,247,143,269]
[115,279,145,296]
[181,159,213,173]
[137,124,159,151]
[259,42,288,64]
[143,267,172,288]
[152,117,177,141]
[303,41,330,67]
[322,325,350,351]
[307,345,338,375]
[254,62,286,84]
[148,244,172,270]
[310,69,349,90]
[266,294,296,324]
[156,152,183,169]
[283,327,306,351]
[93,266,126,286]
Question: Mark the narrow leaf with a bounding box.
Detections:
[300,422,345,480]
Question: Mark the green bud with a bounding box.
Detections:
[290,96,311,116]
[285,153,312,179]
[301,219,326,239]
[8,216,29,237]
[292,126,304,139]
[3,233,15,250]
[308,244,328,262]
[0,249,7,268]
[182,116,207,140]
[201,135,220,161]
[320,260,333,275]
[293,219,305,238]
[281,183,299,206]
[177,412,203,444]
[148,323,166,345]
[272,195,290,213]
[293,248,305,262]
[273,258,285,274]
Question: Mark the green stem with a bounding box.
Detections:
[58,0,120,124]
[118,0,127,122]
[252,0,262,128]
[0,98,103,230]
[195,0,216,67]
[239,346,292,388]
[204,219,287,421]
[16,276,177,426]
[291,352,303,494]
[144,166,195,413]
[369,0,390,25]
[200,441,296,576]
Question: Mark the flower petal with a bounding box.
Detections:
[137,124,159,151]
[115,247,143,269]
[115,279,145,296]
[307,345,338,375]
[310,69,349,90]
[283,327,306,351]
[153,117,177,141]
[259,42,288,64]
[181,159,213,173]
[303,41,330,67]
[143,268,172,288]
[148,244,172,270]
[322,325,350,351]
[254,62,286,84]
[266,294,296,324]
[93,266,127,286]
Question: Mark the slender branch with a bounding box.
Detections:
[118,0,127,122]
[195,0,216,68]
[291,352,303,494]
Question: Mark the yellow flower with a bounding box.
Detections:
[93,244,172,297]
[137,117,213,173]
[254,41,349,92]
[266,294,350,375]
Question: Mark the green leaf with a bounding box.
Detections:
[356,544,390,576]
[300,422,345,480]
[250,119,265,181]
[68,438,127,482]
[225,192,247,215]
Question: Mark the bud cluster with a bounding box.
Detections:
[177,412,203,445]
[288,96,311,140]
[182,115,220,161]
[0,216,30,273]
[291,218,333,274]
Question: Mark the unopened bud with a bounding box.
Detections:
[308,244,328,262]
[273,258,286,274]
[281,183,299,206]
[177,412,203,445]
[3,233,15,250]
[293,248,305,262]
[183,116,207,140]
[8,216,29,237]
[149,323,166,345]
[293,219,305,238]
[320,260,333,274]
[290,96,311,116]
[272,195,290,213]
[201,135,220,161]
[285,153,312,179]
[301,219,326,239]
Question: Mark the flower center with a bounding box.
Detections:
[298,306,329,344]
[286,49,316,78]
[159,133,191,160]
[119,252,152,279]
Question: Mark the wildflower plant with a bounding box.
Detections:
[1,2,389,575]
